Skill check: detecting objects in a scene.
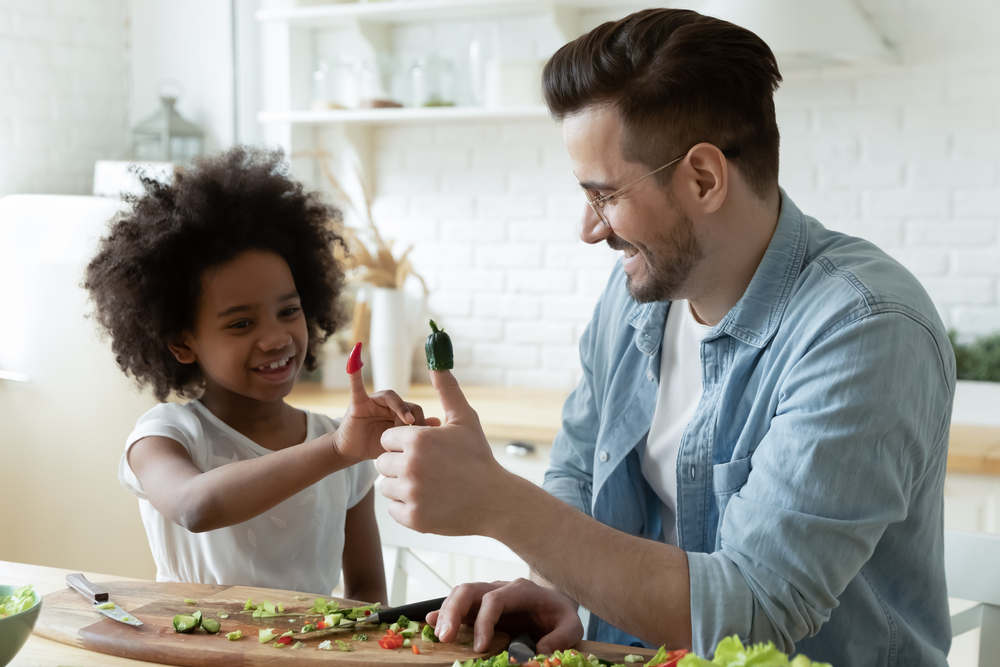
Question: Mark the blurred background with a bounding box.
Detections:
[0,0,998,663]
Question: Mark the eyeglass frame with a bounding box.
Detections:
[577,146,741,228]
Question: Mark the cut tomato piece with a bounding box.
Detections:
[650,649,689,667]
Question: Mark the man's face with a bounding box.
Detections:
[564,106,703,303]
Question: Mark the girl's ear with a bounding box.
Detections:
[168,335,197,364]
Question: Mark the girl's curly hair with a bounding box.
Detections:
[85,146,347,402]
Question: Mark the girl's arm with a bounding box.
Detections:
[129,371,434,533]
[127,431,350,532]
[340,487,388,605]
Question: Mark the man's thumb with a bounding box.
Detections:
[429,370,474,423]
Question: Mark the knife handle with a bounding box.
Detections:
[66,573,109,603]
[379,596,447,625]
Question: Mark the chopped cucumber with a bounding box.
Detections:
[226,630,243,641]
[201,617,221,634]
[96,602,115,610]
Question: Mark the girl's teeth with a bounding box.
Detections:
[261,357,289,370]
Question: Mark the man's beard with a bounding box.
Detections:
[609,208,703,304]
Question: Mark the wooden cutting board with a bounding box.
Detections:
[34,580,659,666]
[34,580,507,666]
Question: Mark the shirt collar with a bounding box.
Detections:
[714,188,807,348]
[625,188,806,351]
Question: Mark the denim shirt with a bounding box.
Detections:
[543,191,954,666]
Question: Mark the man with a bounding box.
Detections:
[377,8,954,665]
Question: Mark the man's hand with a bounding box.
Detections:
[377,370,513,536]
[332,363,439,465]
[426,579,583,654]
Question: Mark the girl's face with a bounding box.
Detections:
[170,249,309,404]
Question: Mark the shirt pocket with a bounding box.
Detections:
[712,456,752,551]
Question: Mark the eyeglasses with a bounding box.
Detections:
[577,147,741,228]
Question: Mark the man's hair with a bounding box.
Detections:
[85,146,347,402]
[543,8,782,200]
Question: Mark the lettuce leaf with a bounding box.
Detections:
[676,635,832,667]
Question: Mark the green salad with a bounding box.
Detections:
[0,585,37,618]
[450,635,832,667]
[678,635,832,666]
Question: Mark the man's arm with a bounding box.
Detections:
[377,370,693,650]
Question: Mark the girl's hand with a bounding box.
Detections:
[332,352,439,464]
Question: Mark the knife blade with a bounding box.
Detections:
[66,573,143,626]
[507,630,538,664]
[290,596,446,640]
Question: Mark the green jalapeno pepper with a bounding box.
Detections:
[425,320,453,371]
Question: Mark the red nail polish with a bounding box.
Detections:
[346,342,363,374]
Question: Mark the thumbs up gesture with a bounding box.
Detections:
[377,370,509,537]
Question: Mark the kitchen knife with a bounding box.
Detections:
[66,573,143,626]
[507,630,538,664]
[290,596,446,640]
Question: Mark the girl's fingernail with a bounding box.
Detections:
[405,411,414,423]
[438,622,450,638]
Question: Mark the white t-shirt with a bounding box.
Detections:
[119,400,378,594]
[641,300,712,546]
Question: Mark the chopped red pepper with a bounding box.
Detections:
[276,636,292,646]
[316,621,327,629]
[365,610,372,616]
[378,632,404,649]
[346,342,363,374]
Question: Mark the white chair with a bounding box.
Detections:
[945,529,1000,667]
[374,491,528,606]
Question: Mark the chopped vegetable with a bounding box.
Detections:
[425,320,454,370]
[378,631,405,649]
[624,657,644,664]
[676,636,831,667]
[403,638,412,648]
[217,613,228,619]
[412,644,421,655]
[201,617,221,634]
[292,641,305,649]
[336,640,354,652]
[319,640,334,651]
[96,601,115,610]
[172,611,202,634]
[226,630,243,641]
[422,623,440,643]
[643,646,688,667]
[0,585,37,618]
[184,598,197,605]
[259,628,278,644]
[275,636,293,646]
[352,633,369,641]
[346,341,363,374]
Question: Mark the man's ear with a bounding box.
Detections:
[679,143,729,215]
[168,335,197,364]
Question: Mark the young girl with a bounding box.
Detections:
[85,147,430,603]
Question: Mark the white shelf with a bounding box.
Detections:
[256,0,633,27]
[257,105,552,124]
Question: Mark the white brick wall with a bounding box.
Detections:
[0,0,129,197]
[313,0,1000,391]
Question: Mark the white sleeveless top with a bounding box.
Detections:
[119,400,377,595]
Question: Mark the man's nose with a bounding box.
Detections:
[580,203,611,244]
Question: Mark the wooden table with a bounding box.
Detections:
[2,561,653,667]
[1,561,164,667]
[288,382,1000,475]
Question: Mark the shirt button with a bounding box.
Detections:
[599,451,609,463]
[646,369,654,381]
